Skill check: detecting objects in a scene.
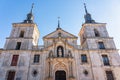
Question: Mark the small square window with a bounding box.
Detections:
[81,54,87,63]
[34,54,40,63]
[98,42,105,49]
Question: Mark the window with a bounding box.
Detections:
[19,31,24,37]
[57,46,64,57]
[16,77,21,80]
[81,54,87,63]
[106,71,114,80]
[83,70,88,76]
[34,54,40,63]
[98,42,105,49]
[32,70,38,77]
[102,55,110,66]
[11,55,19,66]
[15,42,21,50]
[94,29,100,37]
[7,71,16,80]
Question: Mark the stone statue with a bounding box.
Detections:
[49,51,53,57]
[68,50,72,57]
[58,47,62,57]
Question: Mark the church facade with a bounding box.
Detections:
[0,4,120,80]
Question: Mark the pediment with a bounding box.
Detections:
[44,39,78,50]
[43,28,77,39]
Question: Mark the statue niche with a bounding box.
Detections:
[49,51,53,58]
[68,50,72,58]
[57,46,64,57]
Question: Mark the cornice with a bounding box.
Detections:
[82,23,106,27]
[12,23,36,27]
[12,23,40,35]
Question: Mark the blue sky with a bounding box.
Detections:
[0,0,120,49]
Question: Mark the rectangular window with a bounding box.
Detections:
[98,42,105,49]
[11,55,19,66]
[7,71,16,80]
[15,42,21,50]
[16,77,21,80]
[106,71,114,80]
[34,54,40,63]
[81,54,87,63]
[102,55,110,66]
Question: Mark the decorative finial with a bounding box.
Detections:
[23,3,34,23]
[58,17,60,28]
[83,3,95,23]
[84,3,88,14]
[30,3,34,13]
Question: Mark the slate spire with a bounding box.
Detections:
[57,17,61,30]
[23,3,34,23]
[84,3,88,14]
[84,3,95,23]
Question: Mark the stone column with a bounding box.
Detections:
[68,58,75,80]
[48,62,50,77]
[49,61,52,77]
[46,59,53,80]
[71,61,73,77]
[69,60,73,77]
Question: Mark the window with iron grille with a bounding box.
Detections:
[98,42,105,49]
[102,55,110,66]
[106,71,114,80]
[34,54,40,63]
[81,54,87,63]
[7,71,16,80]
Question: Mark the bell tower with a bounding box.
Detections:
[4,4,40,50]
[79,3,116,50]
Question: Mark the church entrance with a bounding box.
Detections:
[55,70,66,80]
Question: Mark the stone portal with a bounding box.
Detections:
[55,70,66,80]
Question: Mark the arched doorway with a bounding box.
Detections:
[55,70,66,80]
